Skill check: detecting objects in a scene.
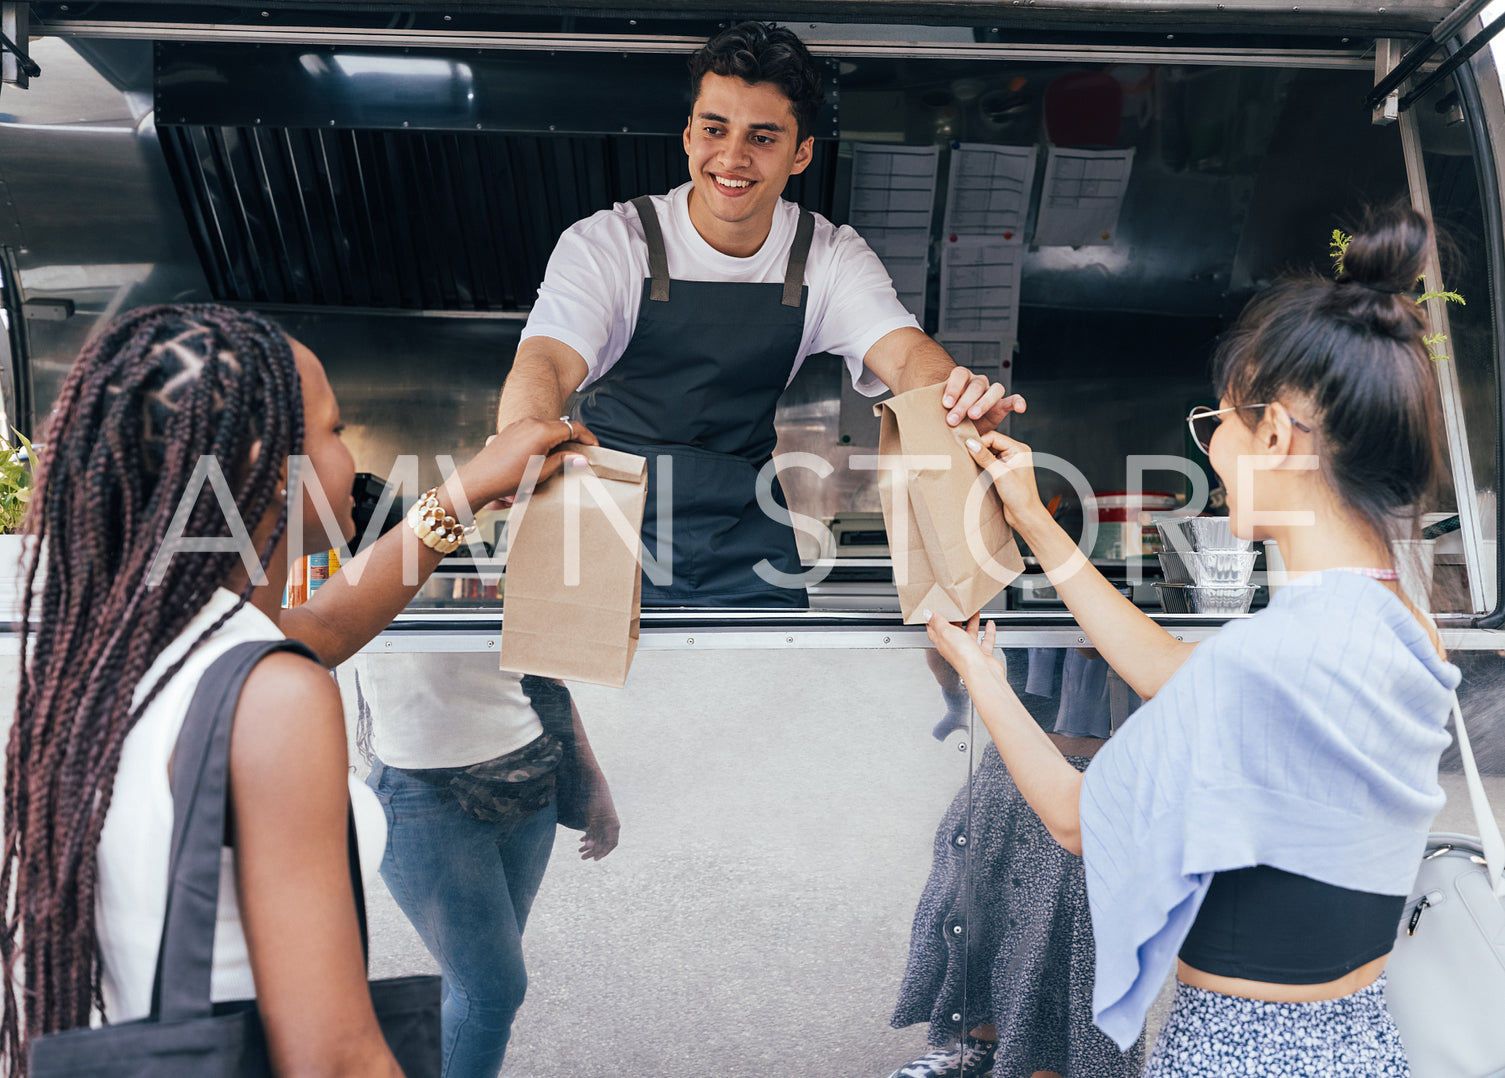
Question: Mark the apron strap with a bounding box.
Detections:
[782,208,814,308]
[631,196,671,302]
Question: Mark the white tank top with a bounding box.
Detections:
[361,652,544,770]
[95,588,386,1022]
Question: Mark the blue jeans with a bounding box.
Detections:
[368,759,557,1078]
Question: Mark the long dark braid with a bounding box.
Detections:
[0,304,304,1075]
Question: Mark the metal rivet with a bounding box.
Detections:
[1341,36,1350,43]
[254,117,262,124]
[328,119,336,126]
[384,641,392,648]
[785,635,794,644]
[549,124,556,131]
[955,834,968,846]
[687,637,694,645]
[621,126,630,133]
[402,121,410,128]
[260,9,269,15]
[630,18,637,24]
[952,1013,962,1023]
[1077,636,1086,644]
[444,13,452,19]
[486,640,494,648]
[957,742,967,752]
[1167,33,1175,39]
[883,635,891,644]
[476,123,483,130]
[1175,635,1183,641]
[952,924,963,935]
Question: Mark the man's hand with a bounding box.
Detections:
[941,366,1026,433]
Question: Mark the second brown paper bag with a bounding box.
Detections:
[874,383,1024,624]
[499,443,647,687]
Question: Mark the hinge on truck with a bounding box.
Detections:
[1373,38,1401,126]
[0,2,40,90]
[1368,0,1505,121]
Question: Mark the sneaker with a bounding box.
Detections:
[886,1036,997,1078]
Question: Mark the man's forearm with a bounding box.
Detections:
[496,357,568,431]
[496,339,587,431]
[891,334,957,394]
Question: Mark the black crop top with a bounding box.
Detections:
[1177,865,1405,984]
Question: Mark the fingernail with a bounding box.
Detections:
[943,396,955,408]
[921,608,933,622]
[948,412,961,424]
[966,438,981,452]
[568,454,589,466]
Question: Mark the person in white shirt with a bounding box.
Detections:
[503,20,1026,607]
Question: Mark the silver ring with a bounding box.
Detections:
[559,416,575,440]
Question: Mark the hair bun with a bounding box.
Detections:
[1341,205,1431,294]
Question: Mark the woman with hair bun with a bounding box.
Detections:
[925,205,1455,1076]
[0,304,589,1076]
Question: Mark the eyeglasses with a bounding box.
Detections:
[1186,404,1312,455]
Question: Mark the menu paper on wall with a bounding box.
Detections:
[848,143,940,320]
[938,238,1025,338]
[1033,147,1136,247]
[943,143,1038,239]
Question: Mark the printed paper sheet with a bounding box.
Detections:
[1033,147,1135,247]
[848,143,940,319]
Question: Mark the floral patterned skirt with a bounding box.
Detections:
[1144,975,1410,1078]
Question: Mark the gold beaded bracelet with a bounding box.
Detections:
[405,487,476,555]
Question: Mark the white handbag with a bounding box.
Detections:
[1385,691,1505,1078]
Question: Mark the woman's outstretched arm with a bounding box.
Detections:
[967,431,1195,700]
[926,614,1084,854]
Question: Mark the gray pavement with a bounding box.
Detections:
[3,646,1504,1077]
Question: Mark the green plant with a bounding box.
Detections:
[0,430,36,534]
[1329,228,1352,276]
[1330,229,1464,362]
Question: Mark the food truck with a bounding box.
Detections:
[2,0,1503,1071]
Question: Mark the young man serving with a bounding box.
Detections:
[499,20,1024,607]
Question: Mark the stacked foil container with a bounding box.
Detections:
[1154,517,1258,614]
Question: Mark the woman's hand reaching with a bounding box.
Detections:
[924,611,1005,694]
[963,431,1048,533]
[461,417,600,513]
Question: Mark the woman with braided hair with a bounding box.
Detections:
[0,303,590,1076]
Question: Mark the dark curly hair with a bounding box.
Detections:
[688,21,825,142]
[1212,204,1446,548]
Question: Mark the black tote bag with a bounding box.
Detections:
[28,639,441,1077]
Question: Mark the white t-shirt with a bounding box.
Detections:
[95,590,386,1022]
[361,653,545,771]
[521,182,919,396]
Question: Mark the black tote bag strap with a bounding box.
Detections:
[148,638,321,1022]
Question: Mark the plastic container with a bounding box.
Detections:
[1087,491,1179,561]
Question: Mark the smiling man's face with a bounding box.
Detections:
[682,71,814,254]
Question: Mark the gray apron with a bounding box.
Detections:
[575,195,814,609]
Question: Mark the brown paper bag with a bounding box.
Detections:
[874,383,1024,624]
[499,443,647,687]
